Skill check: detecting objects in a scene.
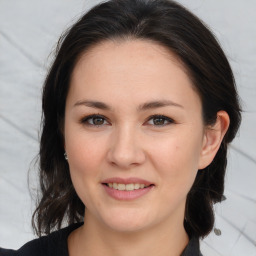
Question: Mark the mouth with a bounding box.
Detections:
[103,183,154,191]
[101,178,155,200]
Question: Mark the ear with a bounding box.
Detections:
[198,111,230,170]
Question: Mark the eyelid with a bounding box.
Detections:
[145,114,175,126]
[79,114,175,127]
[80,114,110,126]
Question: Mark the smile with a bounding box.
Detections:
[106,183,151,191]
[102,178,154,200]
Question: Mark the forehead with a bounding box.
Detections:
[69,39,201,112]
[75,39,187,79]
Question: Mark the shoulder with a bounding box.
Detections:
[0,223,83,256]
[0,235,48,256]
[0,248,15,256]
[182,237,203,256]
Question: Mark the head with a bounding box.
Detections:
[33,0,241,238]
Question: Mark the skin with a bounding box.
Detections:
[64,39,229,256]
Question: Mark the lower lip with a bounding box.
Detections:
[102,184,154,200]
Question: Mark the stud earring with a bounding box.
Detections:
[64,152,68,160]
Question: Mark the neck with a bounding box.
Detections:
[68,211,189,256]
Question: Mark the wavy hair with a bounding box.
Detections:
[32,0,241,238]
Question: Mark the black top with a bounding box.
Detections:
[0,223,202,256]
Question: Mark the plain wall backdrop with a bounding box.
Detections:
[0,1,255,255]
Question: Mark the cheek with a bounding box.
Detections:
[65,133,107,205]
[150,133,202,189]
[66,130,105,169]
[64,129,109,198]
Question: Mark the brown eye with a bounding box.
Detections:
[92,117,105,125]
[153,117,166,125]
[147,115,174,126]
[81,114,109,126]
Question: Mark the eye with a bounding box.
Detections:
[147,115,174,126]
[81,114,109,126]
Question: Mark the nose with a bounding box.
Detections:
[107,126,146,169]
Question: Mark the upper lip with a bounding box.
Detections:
[101,177,154,186]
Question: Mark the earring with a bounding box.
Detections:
[214,228,222,236]
[213,195,226,236]
[64,152,68,160]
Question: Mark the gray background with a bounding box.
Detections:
[0,0,255,255]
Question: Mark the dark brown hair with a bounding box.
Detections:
[32,0,241,238]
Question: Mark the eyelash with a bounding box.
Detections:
[146,114,175,126]
[80,114,175,127]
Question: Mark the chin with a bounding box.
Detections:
[100,208,153,233]
[105,220,148,233]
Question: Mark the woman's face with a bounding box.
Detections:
[64,40,209,233]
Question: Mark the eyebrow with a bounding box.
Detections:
[73,99,184,111]
[74,100,111,110]
[137,100,184,111]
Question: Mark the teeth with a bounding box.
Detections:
[134,183,140,189]
[113,183,118,189]
[126,184,134,191]
[107,183,150,191]
[117,184,126,190]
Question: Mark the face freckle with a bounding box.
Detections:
[64,39,206,233]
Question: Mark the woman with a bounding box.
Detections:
[0,0,241,255]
